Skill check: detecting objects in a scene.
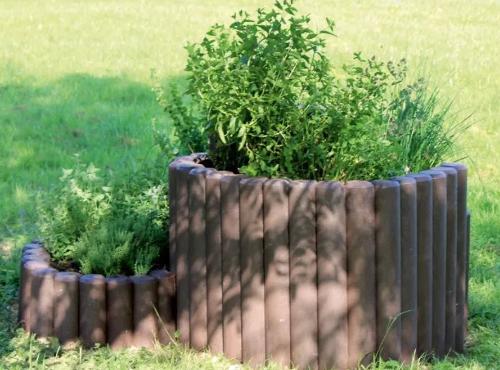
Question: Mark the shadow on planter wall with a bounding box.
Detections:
[169,154,470,370]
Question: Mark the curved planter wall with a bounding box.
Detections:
[169,154,470,370]
[19,242,176,349]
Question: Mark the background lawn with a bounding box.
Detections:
[0,0,498,368]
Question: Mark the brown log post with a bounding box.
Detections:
[289,180,319,370]
[239,177,266,366]
[373,180,402,361]
[392,176,418,362]
[188,167,215,350]
[434,166,458,353]
[442,163,468,352]
[408,173,433,355]
[19,258,49,331]
[54,272,80,345]
[132,275,159,348]
[345,181,377,368]
[106,276,133,349]
[220,175,244,361]
[168,163,177,272]
[466,211,471,345]
[169,154,202,271]
[31,267,57,338]
[316,181,348,370]
[80,274,107,348]
[205,172,230,353]
[150,270,176,344]
[263,179,291,366]
[173,160,203,344]
[421,169,447,357]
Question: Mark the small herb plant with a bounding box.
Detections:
[37,158,168,276]
[160,0,467,181]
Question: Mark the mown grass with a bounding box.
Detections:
[0,0,498,369]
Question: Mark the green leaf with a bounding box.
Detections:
[217,124,227,144]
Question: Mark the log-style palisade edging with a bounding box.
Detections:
[19,242,176,349]
[169,154,470,370]
[18,154,470,369]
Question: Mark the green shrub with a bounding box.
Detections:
[161,0,466,181]
[37,159,168,276]
[152,75,206,157]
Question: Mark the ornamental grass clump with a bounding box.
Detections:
[161,0,467,181]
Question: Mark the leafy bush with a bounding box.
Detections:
[37,159,168,276]
[160,0,467,181]
[152,76,206,157]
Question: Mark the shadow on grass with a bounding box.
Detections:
[0,72,185,237]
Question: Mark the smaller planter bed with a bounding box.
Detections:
[19,241,176,349]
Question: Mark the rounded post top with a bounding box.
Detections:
[130,275,157,285]
[419,170,446,179]
[55,271,81,282]
[33,267,57,277]
[372,179,400,189]
[432,166,458,176]
[391,176,416,185]
[80,274,106,284]
[345,180,373,190]
[106,275,130,286]
[407,173,432,182]
[441,162,467,171]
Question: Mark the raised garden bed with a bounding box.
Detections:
[19,242,176,349]
[168,154,470,369]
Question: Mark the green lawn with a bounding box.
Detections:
[0,0,498,368]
